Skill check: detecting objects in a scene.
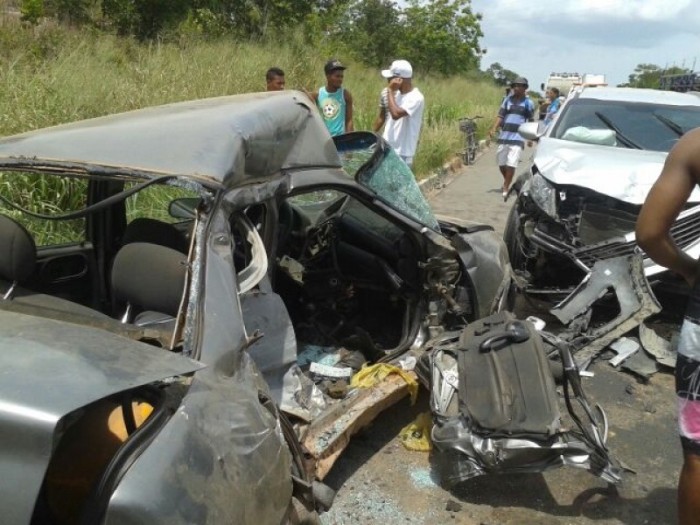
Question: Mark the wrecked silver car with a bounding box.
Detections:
[0,92,512,524]
[506,86,700,300]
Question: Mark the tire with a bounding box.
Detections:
[503,203,525,270]
[467,143,477,165]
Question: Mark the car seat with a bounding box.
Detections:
[121,217,189,254]
[0,214,36,299]
[0,214,111,319]
[111,242,188,328]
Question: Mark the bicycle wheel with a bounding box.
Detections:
[466,131,477,165]
[468,142,477,164]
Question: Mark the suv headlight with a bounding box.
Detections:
[527,173,557,218]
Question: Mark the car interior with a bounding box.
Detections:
[272,189,424,361]
[0,173,198,351]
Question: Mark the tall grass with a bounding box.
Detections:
[0,17,503,178]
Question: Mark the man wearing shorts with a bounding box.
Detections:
[489,77,535,200]
[637,128,700,525]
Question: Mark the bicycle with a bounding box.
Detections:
[458,115,483,165]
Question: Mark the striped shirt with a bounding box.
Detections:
[497,95,535,146]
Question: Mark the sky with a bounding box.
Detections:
[471,0,700,91]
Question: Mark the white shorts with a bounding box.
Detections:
[496,144,523,168]
[401,155,414,168]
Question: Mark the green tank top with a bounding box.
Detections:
[317,87,346,136]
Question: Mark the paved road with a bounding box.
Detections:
[428,144,523,235]
[321,148,680,525]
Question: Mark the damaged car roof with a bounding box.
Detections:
[0,91,342,187]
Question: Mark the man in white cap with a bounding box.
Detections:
[380,59,425,169]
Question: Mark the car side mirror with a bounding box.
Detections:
[169,197,201,220]
[518,121,543,141]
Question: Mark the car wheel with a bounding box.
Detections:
[503,204,526,270]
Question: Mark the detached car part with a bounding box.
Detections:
[425,311,622,486]
[550,255,661,367]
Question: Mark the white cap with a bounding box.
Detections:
[381,59,413,79]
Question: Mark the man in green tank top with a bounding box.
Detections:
[308,59,354,137]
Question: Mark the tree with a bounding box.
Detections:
[398,0,483,76]
[200,0,348,39]
[101,0,192,38]
[44,0,92,25]
[20,0,45,25]
[336,0,402,68]
[622,63,690,89]
[485,62,519,87]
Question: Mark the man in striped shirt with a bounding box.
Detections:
[489,77,535,199]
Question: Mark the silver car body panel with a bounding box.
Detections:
[104,354,293,525]
[435,215,513,318]
[551,255,661,367]
[103,208,293,524]
[0,92,342,188]
[534,137,700,205]
[0,310,204,525]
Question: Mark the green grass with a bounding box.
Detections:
[0,17,504,179]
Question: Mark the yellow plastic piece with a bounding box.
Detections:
[399,411,433,451]
[46,399,154,524]
[350,363,418,404]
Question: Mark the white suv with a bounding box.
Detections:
[506,86,700,297]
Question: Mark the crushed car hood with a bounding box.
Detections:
[534,137,700,205]
[0,310,203,525]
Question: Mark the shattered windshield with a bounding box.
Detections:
[551,98,700,152]
[336,135,439,231]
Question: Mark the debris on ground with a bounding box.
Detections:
[399,412,432,451]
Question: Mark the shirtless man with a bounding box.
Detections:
[636,127,700,525]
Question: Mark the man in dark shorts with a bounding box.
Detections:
[637,127,700,525]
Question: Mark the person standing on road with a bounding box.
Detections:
[543,87,561,126]
[380,59,425,169]
[636,127,700,525]
[489,77,535,200]
[308,59,354,137]
[265,67,285,91]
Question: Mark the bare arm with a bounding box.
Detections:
[372,105,386,133]
[489,115,503,137]
[636,128,700,284]
[303,89,318,104]
[386,78,408,120]
[344,89,354,132]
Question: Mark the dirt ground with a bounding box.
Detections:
[319,148,682,525]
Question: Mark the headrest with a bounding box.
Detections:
[111,243,187,317]
[122,218,188,254]
[0,214,36,283]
